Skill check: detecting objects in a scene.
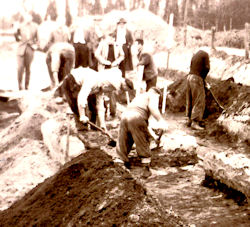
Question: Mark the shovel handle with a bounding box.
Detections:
[207,85,225,110]
[87,121,115,141]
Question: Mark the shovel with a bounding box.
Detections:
[87,121,117,147]
[151,129,164,151]
[206,82,225,110]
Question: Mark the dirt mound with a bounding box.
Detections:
[0,138,59,211]
[165,72,222,118]
[0,149,187,227]
[0,91,65,153]
[102,9,171,53]
[165,69,250,148]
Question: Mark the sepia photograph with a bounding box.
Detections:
[0,0,249,226]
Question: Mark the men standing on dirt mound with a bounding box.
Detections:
[135,38,157,91]
[115,87,168,178]
[14,13,38,90]
[186,50,210,130]
[62,67,134,132]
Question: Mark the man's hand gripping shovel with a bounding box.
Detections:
[151,129,164,151]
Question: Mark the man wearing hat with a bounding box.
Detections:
[135,38,157,91]
[115,87,168,178]
[114,18,134,78]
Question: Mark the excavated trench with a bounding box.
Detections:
[0,74,249,226]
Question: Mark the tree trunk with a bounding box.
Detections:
[183,0,189,46]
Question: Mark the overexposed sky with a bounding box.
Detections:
[0,0,22,17]
[0,0,76,19]
[0,0,50,18]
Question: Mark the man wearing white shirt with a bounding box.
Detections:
[95,31,125,117]
[62,67,134,131]
[114,18,134,78]
[71,24,91,69]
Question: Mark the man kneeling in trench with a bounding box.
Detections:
[115,87,169,178]
[62,67,134,131]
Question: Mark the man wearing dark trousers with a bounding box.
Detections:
[136,38,157,91]
[15,14,38,90]
[62,67,134,131]
[114,18,134,78]
[46,42,75,101]
[186,49,210,130]
[115,87,168,178]
[95,32,125,117]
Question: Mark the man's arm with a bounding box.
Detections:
[203,53,210,77]
[77,82,92,122]
[14,28,21,42]
[148,93,162,121]
[111,45,125,67]
[95,41,111,65]
[148,92,168,130]
[138,53,150,66]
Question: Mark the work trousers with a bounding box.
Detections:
[119,44,133,78]
[186,74,206,122]
[145,76,157,91]
[73,43,92,69]
[46,49,74,96]
[17,45,34,90]
[117,112,151,163]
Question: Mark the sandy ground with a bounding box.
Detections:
[0,9,249,226]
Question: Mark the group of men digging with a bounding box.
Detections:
[14,13,210,178]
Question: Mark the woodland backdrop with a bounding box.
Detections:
[1,0,249,31]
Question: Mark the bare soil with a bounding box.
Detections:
[0,9,249,227]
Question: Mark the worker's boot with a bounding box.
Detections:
[141,158,152,179]
[185,118,192,127]
[191,120,205,130]
[113,157,131,170]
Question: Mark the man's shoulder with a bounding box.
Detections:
[141,52,152,57]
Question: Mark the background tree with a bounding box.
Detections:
[65,0,72,26]
[45,0,57,21]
